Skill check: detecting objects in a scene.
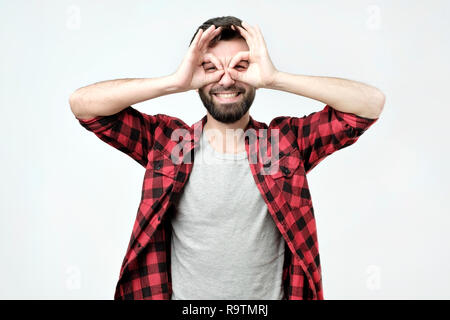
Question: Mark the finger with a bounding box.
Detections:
[234,27,252,51]
[190,28,203,48]
[227,67,242,82]
[228,51,250,69]
[197,25,216,49]
[203,53,223,70]
[202,27,222,49]
[234,25,251,40]
[197,25,214,49]
[235,25,254,50]
[241,21,257,38]
[204,26,222,48]
[205,69,225,84]
[253,24,267,47]
[199,25,222,50]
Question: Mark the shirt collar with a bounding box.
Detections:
[185,114,264,143]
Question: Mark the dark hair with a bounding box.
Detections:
[189,16,244,47]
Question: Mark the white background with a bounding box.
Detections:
[1,0,449,299]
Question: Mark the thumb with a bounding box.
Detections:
[227,68,242,81]
[205,69,225,84]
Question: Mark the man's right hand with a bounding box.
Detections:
[70,25,225,120]
[172,25,225,91]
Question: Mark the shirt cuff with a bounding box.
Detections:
[329,105,378,132]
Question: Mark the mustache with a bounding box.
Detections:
[210,86,245,94]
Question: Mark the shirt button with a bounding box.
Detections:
[155,163,162,170]
[158,216,161,221]
[281,167,290,175]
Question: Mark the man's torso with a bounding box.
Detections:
[170,130,285,299]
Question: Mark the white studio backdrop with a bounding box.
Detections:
[1,0,449,299]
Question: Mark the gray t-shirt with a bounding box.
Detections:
[170,130,285,300]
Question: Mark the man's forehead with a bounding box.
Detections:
[206,38,249,59]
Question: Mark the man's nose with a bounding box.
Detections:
[217,68,235,87]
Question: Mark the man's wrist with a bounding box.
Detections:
[264,70,283,90]
[164,74,187,94]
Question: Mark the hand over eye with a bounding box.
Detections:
[173,25,226,91]
[226,22,279,89]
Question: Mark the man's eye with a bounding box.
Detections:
[236,66,246,70]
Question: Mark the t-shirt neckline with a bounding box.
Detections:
[201,130,248,160]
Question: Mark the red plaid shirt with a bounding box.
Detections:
[76,104,377,300]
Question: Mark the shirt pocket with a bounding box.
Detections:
[264,149,310,208]
[263,149,302,179]
[147,149,178,178]
[142,149,178,202]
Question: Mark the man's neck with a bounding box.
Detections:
[203,113,249,154]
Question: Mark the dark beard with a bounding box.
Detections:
[198,86,256,124]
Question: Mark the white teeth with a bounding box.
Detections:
[215,93,239,98]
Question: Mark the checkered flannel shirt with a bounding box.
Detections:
[76,104,377,300]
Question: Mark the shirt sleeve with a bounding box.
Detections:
[288,104,378,173]
[76,106,162,168]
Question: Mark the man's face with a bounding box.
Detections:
[198,38,256,124]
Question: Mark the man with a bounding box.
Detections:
[70,16,384,300]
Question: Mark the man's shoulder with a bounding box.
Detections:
[151,113,190,129]
[268,115,293,129]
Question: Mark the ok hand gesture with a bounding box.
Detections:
[173,25,225,91]
[227,21,279,89]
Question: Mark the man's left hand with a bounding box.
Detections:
[227,21,279,89]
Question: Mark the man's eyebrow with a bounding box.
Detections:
[201,60,249,67]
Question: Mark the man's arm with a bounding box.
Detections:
[265,72,384,173]
[69,76,181,120]
[229,21,384,173]
[69,25,225,120]
[70,25,226,167]
[266,72,385,119]
[69,76,184,168]
[228,21,385,119]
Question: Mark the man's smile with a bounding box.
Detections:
[212,91,243,102]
